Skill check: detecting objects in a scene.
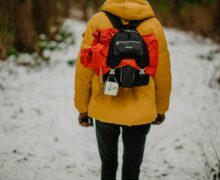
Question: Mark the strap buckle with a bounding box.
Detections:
[139,68,145,75]
[109,68,116,75]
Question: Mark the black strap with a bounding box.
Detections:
[104,11,145,29]
[104,11,123,29]
[129,20,145,29]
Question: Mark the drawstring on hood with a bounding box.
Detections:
[101,0,155,21]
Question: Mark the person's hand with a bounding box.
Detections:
[78,113,93,127]
[152,114,165,125]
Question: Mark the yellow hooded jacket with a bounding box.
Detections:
[74,0,172,126]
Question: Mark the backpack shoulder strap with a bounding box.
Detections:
[104,11,123,29]
[129,20,145,29]
[104,11,146,30]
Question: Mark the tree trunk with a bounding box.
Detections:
[13,0,35,52]
[81,0,88,21]
[63,0,72,17]
[0,0,8,11]
[93,0,100,12]
[32,0,54,36]
[0,36,7,60]
[169,0,184,27]
[170,0,181,16]
[214,0,220,32]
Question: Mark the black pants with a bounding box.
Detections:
[95,120,151,180]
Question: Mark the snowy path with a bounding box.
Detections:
[0,19,220,180]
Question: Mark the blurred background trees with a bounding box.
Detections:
[0,0,102,60]
[0,0,219,60]
[13,0,35,52]
[148,0,220,41]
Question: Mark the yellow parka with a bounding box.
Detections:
[74,0,172,126]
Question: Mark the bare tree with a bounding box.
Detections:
[13,0,35,52]
[170,0,181,17]
[214,0,220,35]
[93,0,101,12]
[63,0,73,17]
[32,0,54,36]
[0,36,7,60]
[0,2,7,59]
[169,0,184,27]
[0,0,13,57]
[81,0,88,21]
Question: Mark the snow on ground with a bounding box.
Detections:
[0,19,220,180]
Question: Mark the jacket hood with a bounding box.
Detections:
[101,0,155,20]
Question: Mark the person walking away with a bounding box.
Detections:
[74,0,172,180]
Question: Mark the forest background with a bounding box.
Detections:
[0,0,219,61]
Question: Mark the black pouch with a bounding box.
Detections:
[103,65,149,88]
[119,65,135,87]
[114,41,143,56]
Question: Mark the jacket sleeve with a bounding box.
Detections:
[74,17,97,113]
[153,19,172,114]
